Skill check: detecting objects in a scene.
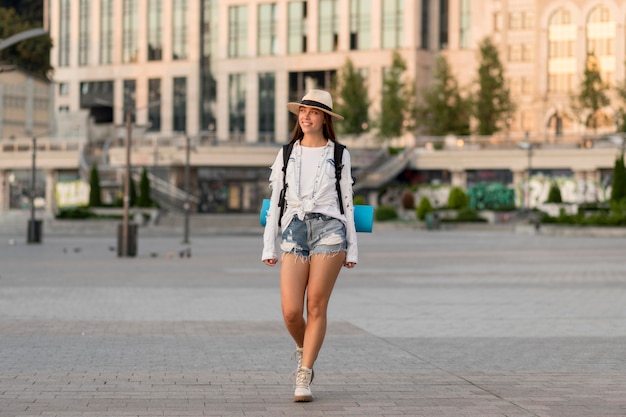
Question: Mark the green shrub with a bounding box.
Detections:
[56,207,94,219]
[416,196,433,220]
[546,182,562,203]
[440,208,487,223]
[610,155,626,203]
[137,167,153,207]
[375,205,398,221]
[88,165,102,207]
[353,195,366,205]
[448,187,468,209]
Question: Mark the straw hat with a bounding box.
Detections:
[287,89,344,121]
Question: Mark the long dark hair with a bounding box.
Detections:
[289,112,338,144]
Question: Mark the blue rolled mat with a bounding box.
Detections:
[260,199,373,233]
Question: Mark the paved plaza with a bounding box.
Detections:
[0,222,625,416]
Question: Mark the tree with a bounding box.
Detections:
[0,6,52,79]
[88,165,102,207]
[137,167,153,207]
[416,54,470,136]
[376,51,416,140]
[416,196,433,221]
[614,79,626,133]
[610,155,626,203]
[473,37,515,136]
[333,58,370,135]
[129,175,138,207]
[448,187,468,209]
[570,53,610,133]
[546,182,562,204]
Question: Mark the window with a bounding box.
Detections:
[547,8,576,92]
[508,44,521,62]
[258,73,276,142]
[201,0,217,133]
[258,3,278,56]
[288,1,307,54]
[78,0,90,66]
[509,12,522,30]
[493,11,502,32]
[173,78,187,132]
[459,0,470,48]
[173,0,188,60]
[148,0,163,61]
[229,74,246,139]
[523,12,534,29]
[100,0,113,64]
[148,79,161,131]
[228,6,247,57]
[420,0,429,49]
[58,0,70,67]
[123,80,136,123]
[586,5,615,84]
[319,0,339,52]
[522,44,533,62]
[350,0,371,50]
[59,83,69,96]
[438,0,448,49]
[122,0,139,63]
[382,0,403,49]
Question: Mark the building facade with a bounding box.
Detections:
[10,0,620,214]
[46,0,626,143]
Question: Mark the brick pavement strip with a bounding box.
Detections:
[1,231,626,416]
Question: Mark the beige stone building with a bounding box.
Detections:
[47,0,626,142]
[6,0,622,213]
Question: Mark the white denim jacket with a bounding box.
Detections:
[262,140,358,264]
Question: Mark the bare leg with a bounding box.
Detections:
[280,254,310,348]
[301,252,345,369]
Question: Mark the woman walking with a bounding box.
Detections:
[262,89,358,402]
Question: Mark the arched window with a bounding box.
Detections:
[547,8,576,93]
[586,5,615,84]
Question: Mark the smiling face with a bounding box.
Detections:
[298,106,325,136]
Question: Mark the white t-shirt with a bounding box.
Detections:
[299,146,326,199]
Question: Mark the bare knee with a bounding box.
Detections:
[306,298,328,321]
[282,307,304,325]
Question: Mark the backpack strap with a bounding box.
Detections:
[278,141,295,227]
[334,143,346,215]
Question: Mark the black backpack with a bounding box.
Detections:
[278,141,346,226]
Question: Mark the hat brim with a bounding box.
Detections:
[287,102,344,121]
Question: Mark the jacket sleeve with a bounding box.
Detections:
[339,149,358,264]
[261,149,284,261]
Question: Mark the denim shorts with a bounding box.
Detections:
[280,213,347,259]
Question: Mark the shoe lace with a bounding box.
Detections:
[295,367,312,388]
[291,347,303,368]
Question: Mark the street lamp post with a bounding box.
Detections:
[183,134,191,244]
[120,110,132,257]
[27,136,41,243]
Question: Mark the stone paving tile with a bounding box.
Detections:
[1,230,625,416]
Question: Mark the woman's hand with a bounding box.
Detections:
[344,262,356,269]
[263,258,278,267]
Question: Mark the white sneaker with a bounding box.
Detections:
[293,366,313,402]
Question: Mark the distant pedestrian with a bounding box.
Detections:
[262,89,358,402]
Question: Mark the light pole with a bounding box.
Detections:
[120,110,132,257]
[0,28,47,52]
[95,99,159,257]
[27,136,41,243]
[183,134,191,244]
